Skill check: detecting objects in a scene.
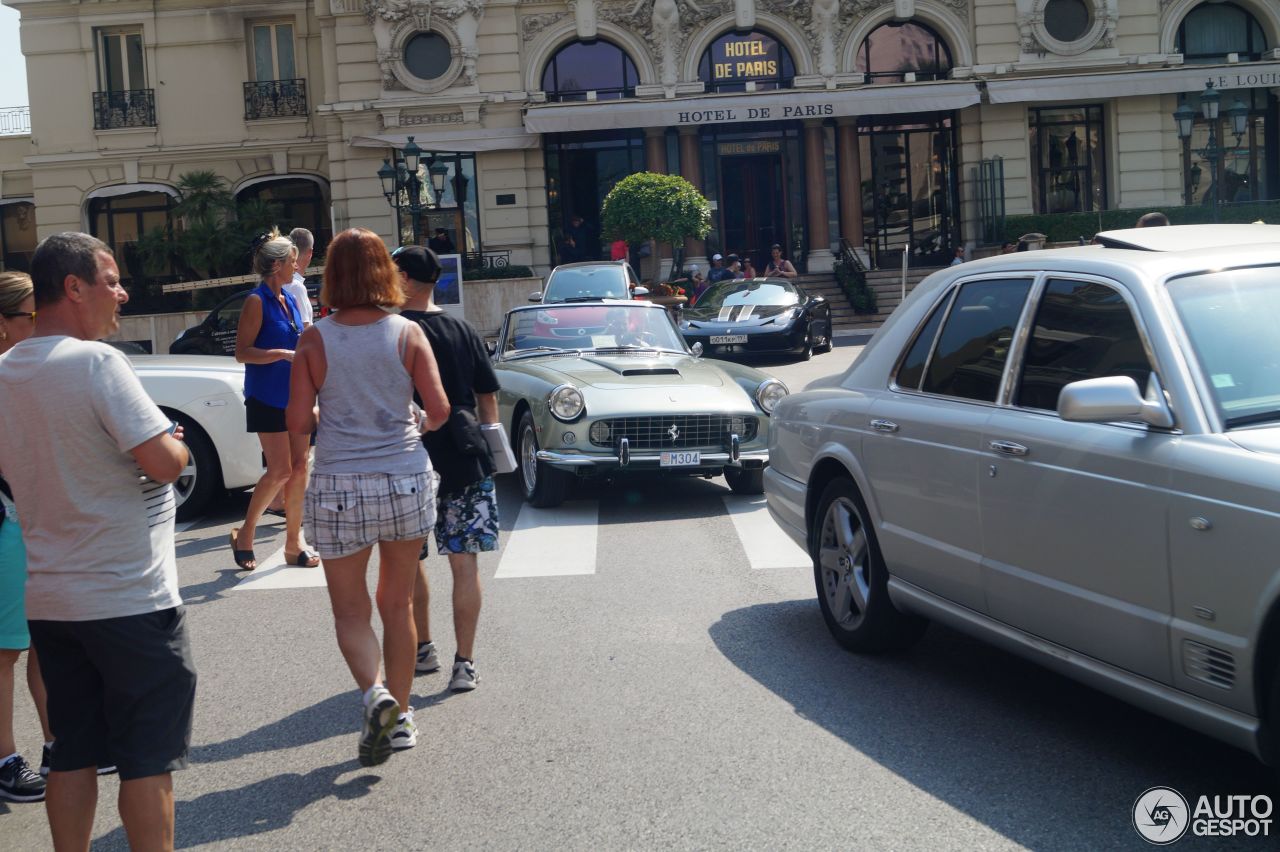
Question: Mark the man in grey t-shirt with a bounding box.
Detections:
[0,233,195,850]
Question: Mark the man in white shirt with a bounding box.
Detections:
[0,232,194,850]
[286,228,315,326]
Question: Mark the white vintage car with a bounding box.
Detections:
[130,355,262,520]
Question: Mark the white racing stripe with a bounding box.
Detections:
[495,502,599,578]
[722,494,810,570]
[231,547,328,591]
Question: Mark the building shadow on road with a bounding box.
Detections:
[710,600,1275,851]
[93,762,380,850]
[190,693,356,765]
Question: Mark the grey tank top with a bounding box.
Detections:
[312,313,431,476]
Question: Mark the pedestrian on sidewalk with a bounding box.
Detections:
[0,233,195,850]
[230,230,318,570]
[0,271,53,805]
[287,228,450,767]
[394,246,501,697]
[763,244,798,279]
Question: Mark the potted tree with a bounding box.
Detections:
[600,172,711,303]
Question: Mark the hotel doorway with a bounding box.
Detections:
[720,151,787,273]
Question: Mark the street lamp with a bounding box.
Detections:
[1173,82,1249,220]
[378,133,460,244]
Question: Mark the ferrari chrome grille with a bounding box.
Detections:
[589,415,759,449]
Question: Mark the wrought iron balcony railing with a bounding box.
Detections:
[92,90,156,130]
[0,106,31,136]
[462,250,511,270]
[244,79,308,120]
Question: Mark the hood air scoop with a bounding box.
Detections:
[619,366,680,376]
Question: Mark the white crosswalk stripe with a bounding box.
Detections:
[721,494,810,570]
[231,546,327,591]
[494,502,599,578]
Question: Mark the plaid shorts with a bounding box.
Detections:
[305,471,436,559]
[421,476,500,558]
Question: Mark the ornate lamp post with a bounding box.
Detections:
[1174,82,1250,221]
[378,136,430,244]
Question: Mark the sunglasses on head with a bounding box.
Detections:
[1,311,35,320]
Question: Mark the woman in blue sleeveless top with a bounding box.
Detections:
[230,231,318,570]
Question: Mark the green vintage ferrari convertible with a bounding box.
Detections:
[494,301,788,507]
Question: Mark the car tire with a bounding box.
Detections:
[815,323,834,354]
[724,466,765,494]
[798,327,814,361]
[168,413,221,522]
[517,411,571,508]
[811,477,927,652]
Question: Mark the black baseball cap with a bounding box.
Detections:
[392,244,441,283]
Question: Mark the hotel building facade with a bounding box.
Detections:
[0,0,1277,285]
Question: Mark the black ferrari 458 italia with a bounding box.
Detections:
[679,277,832,361]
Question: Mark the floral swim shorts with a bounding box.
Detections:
[421,476,500,558]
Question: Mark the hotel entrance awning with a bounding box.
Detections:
[349,126,541,151]
[985,61,1280,104]
[522,80,982,134]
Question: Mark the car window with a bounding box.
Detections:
[921,279,1032,403]
[698,280,798,308]
[1016,279,1153,412]
[213,292,247,332]
[503,305,685,354]
[544,267,629,302]
[1167,264,1280,428]
[894,291,953,391]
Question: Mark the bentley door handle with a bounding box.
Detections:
[988,440,1029,457]
[870,419,899,433]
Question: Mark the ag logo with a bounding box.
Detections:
[1134,787,1190,845]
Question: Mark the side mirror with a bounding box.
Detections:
[1058,375,1173,428]
[633,286,650,298]
[691,341,703,358]
[529,291,543,303]
[485,340,497,356]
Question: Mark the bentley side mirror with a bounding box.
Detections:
[632,286,650,298]
[691,342,703,358]
[529,291,543,303]
[1058,375,1173,428]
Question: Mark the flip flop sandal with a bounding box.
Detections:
[286,550,320,568]
[229,528,256,571]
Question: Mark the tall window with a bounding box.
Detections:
[856,21,952,83]
[1175,2,1266,64]
[541,40,638,102]
[0,202,36,273]
[88,191,174,285]
[251,21,296,81]
[1175,3,1275,204]
[98,29,145,91]
[1029,105,1108,214]
[236,178,332,253]
[698,30,795,94]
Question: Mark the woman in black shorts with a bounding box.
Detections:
[230,230,318,570]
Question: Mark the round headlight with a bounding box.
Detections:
[589,421,611,444]
[755,379,789,414]
[548,384,585,421]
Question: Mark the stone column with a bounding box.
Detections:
[836,119,865,257]
[804,120,835,273]
[643,128,670,279]
[678,127,708,272]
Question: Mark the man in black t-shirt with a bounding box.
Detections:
[394,246,500,695]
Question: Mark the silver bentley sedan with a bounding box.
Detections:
[764,224,1280,765]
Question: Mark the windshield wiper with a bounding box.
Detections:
[505,347,583,361]
[560,296,622,303]
[1224,409,1280,428]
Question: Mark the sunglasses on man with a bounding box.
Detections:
[1,311,35,320]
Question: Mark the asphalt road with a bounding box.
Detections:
[5,344,1276,850]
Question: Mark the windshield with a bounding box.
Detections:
[697,279,799,309]
[543,266,630,303]
[1166,265,1280,428]
[503,305,687,355]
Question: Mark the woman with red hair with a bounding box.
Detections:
[287,228,450,767]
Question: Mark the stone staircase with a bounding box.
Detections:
[797,267,944,334]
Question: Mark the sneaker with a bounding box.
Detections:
[0,755,46,802]
[390,708,417,751]
[358,686,400,767]
[40,745,116,778]
[415,641,440,674]
[449,659,479,692]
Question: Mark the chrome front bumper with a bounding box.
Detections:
[535,449,769,468]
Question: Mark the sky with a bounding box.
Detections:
[0,6,29,108]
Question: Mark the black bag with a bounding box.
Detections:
[448,406,489,457]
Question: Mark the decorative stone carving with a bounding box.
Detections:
[363,0,487,93]
[893,0,913,20]
[812,0,839,77]
[521,12,569,41]
[400,111,465,125]
[1016,0,1116,56]
[377,48,407,89]
[570,0,599,39]
[734,0,755,31]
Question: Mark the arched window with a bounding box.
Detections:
[698,30,795,94]
[541,40,639,102]
[856,21,953,83]
[1175,2,1267,63]
[236,178,332,254]
[88,191,175,285]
